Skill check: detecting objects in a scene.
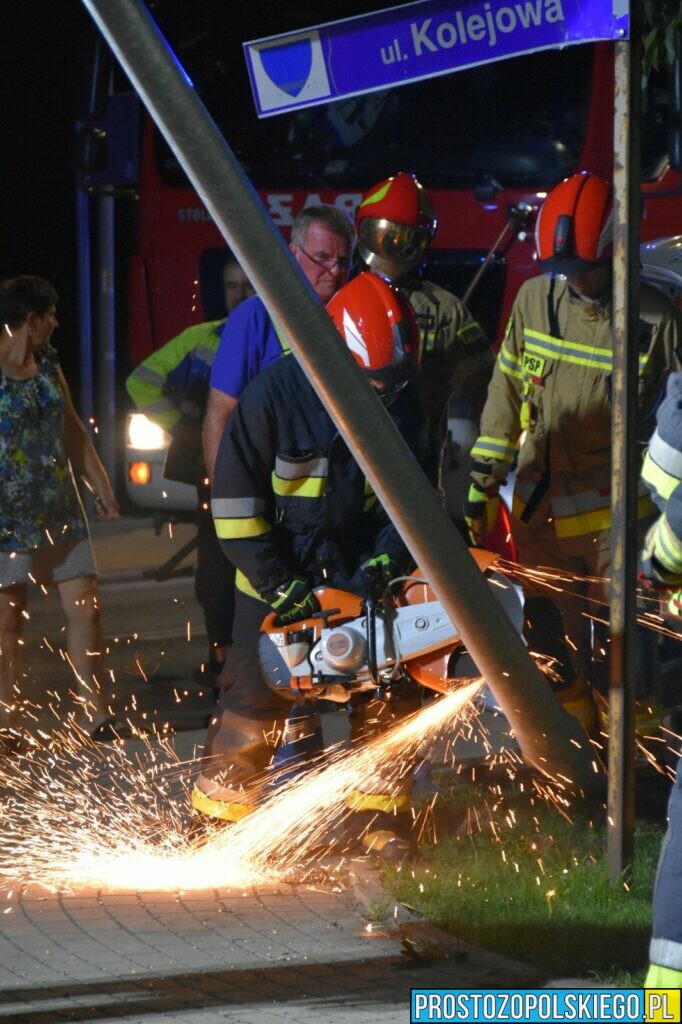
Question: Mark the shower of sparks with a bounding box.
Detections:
[3,551,679,899]
[0,681,483,894]
[497,557,682,643]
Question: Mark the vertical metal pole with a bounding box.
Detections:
[609,5,641,878]
[76,188,94,427]
[97,193,117,485]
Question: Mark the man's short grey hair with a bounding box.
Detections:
[291,204,356,252]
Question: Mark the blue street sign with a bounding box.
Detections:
[244,0,629,118]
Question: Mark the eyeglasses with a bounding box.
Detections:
[295,245,352,273]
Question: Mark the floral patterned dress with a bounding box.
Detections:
[0,345,87,552]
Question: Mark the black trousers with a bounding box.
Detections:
[195,506,236,650]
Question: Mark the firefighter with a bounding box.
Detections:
[639,371,682,990]
[466,171,682,729]
[189,273,425,859]
[126,255,255,682]
[355,171,494,486]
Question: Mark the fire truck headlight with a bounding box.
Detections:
[127,413,168,450]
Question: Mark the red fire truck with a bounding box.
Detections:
[77,4,682,513]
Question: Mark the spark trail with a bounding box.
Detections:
[0,682,483,893]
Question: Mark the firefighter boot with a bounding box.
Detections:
[270,705,324,787]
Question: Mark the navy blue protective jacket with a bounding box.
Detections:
[211,355,426,603]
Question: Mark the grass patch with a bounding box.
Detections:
[384,786,662,980]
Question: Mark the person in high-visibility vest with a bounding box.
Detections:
[126,255,255,681]
[466,171,682,730]
[639,371,682,990]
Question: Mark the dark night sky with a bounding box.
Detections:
[2,0,383,391]
[2,2,90,337]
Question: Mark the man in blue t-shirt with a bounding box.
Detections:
[202,205,356,475]
[201,205,356,779]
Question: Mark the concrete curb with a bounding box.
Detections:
[348,858,548,986]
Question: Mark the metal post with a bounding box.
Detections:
[82,0,604,794]
[609,12,641,876]
[76,188,94,427]
[97,193,117,485]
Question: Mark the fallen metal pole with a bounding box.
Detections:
[608,22,641,876]
[83,0,603,794]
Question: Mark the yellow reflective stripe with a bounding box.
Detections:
[498,342,524,380]
[598,705,663,735]
[190,785,256,822]
[525,328,611,369]
[457,320,483,340]
[272,473,327,497]
[235,570,266,601]
[363,478,377,512]
[214,516,271,539]
[359,180,391,209]
[553,495,655,539]
[471,435,517,461]
[345,789,411,813]
[524,329,649,373]
[654,517,682,576]
[644,964,682,989]
[641,451,680,502]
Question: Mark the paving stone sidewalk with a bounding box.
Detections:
[0,874,540,1024]
[0,728,542,1024]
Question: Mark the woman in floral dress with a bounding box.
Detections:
[0,276,119,747]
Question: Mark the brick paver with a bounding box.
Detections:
[0,873,533,1023]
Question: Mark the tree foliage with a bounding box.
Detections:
[643,1,682,74]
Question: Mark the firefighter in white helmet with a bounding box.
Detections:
[468,171,682,729]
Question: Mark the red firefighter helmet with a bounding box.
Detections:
[327,271,420,399]
[355,172,438,280]
[535,171,613,275]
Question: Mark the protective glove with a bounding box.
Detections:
[667,590,682,619]
[638,522,682,591]
[360,553,402,599]
[464,481,499,548]
[270,579,320,627]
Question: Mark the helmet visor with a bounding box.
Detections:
[359,218,431,274]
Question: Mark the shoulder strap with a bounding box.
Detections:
[546,276,561,340]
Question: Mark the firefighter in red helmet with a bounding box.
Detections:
[468,171,682,728]
[356,172,493,486]
[189,273,426,859]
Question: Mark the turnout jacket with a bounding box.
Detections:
[641,372,682,604]
[472,275,682,539]
[211,356,424,602]
[404,279,492,440]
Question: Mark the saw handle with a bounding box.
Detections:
[364,593,379,687]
